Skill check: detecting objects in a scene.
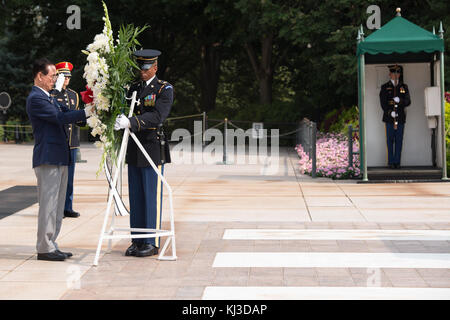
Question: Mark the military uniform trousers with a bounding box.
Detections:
[34,164,68,253]
[385,122,405,166]
[128,164,164,247]
[64,148,78,212]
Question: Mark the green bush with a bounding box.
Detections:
[208,100,301,124]
[207,100,300,146]
[5,118,19,141]
[4,118,33,142]
[320,105,359,134]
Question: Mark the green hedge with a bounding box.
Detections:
[320,105,359,134]
[1,118,33,142]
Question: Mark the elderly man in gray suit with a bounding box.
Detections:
[26,58,91,261]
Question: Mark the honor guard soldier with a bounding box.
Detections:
[379,64,411,169]
[52,61,85,218]
[114,49,173,257]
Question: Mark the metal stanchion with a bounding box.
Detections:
[306,121,311,159]
[15,124,20,144]
[202,111,206,147]
[223,118,228,164]
[348,124,354,168]
[76,148,87,163]
[347,124,359,169]
[311,122,317,178]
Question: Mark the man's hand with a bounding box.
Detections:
[114,114,130,131]
[84,104,94,117]
[393,97,400,103]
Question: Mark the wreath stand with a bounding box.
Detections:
[93,91,177,266]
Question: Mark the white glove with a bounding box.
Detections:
[393,97,400,103]
[54,73,65,92]
[391,111,396,118]
[114,114,130,130]
[84,104,94,117]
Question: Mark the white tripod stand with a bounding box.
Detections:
[93,91,177,266]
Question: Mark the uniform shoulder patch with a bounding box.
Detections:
[157,80,173,93]
[159,80,172,88]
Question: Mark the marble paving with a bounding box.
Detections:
[0,143,449,300]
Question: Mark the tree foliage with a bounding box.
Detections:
[0,0,449,128]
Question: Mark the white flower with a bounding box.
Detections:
[94,141,104,149]
[87,114,101,128]
[86,33,111,53]
[87,51,99,63]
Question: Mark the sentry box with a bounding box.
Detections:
[356,8,447,181]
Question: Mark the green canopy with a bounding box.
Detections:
[357,16,444,56]
[356,14,448,181]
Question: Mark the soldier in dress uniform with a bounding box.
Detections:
[51,61,85,218]
[114,49,173,257]
[379,64,411,169]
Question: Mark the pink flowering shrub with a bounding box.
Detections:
[296,132,361,179]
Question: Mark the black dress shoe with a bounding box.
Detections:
[389,164,395,169]
[125,243,139,256]
[394,164,401,169]
[37,251,66,261]
[64,210,80,218]
[56,250,73,258]
[136,244,159,257]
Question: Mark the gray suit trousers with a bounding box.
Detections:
[34,165,68,253]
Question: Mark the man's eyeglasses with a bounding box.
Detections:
[45,74,58,80]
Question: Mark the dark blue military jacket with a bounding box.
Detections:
[126,76,173,167]
[26,86,86,168]
[51,88,85,148]
[379,80,411,124]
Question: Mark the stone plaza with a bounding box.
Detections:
[0,143,449,300]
